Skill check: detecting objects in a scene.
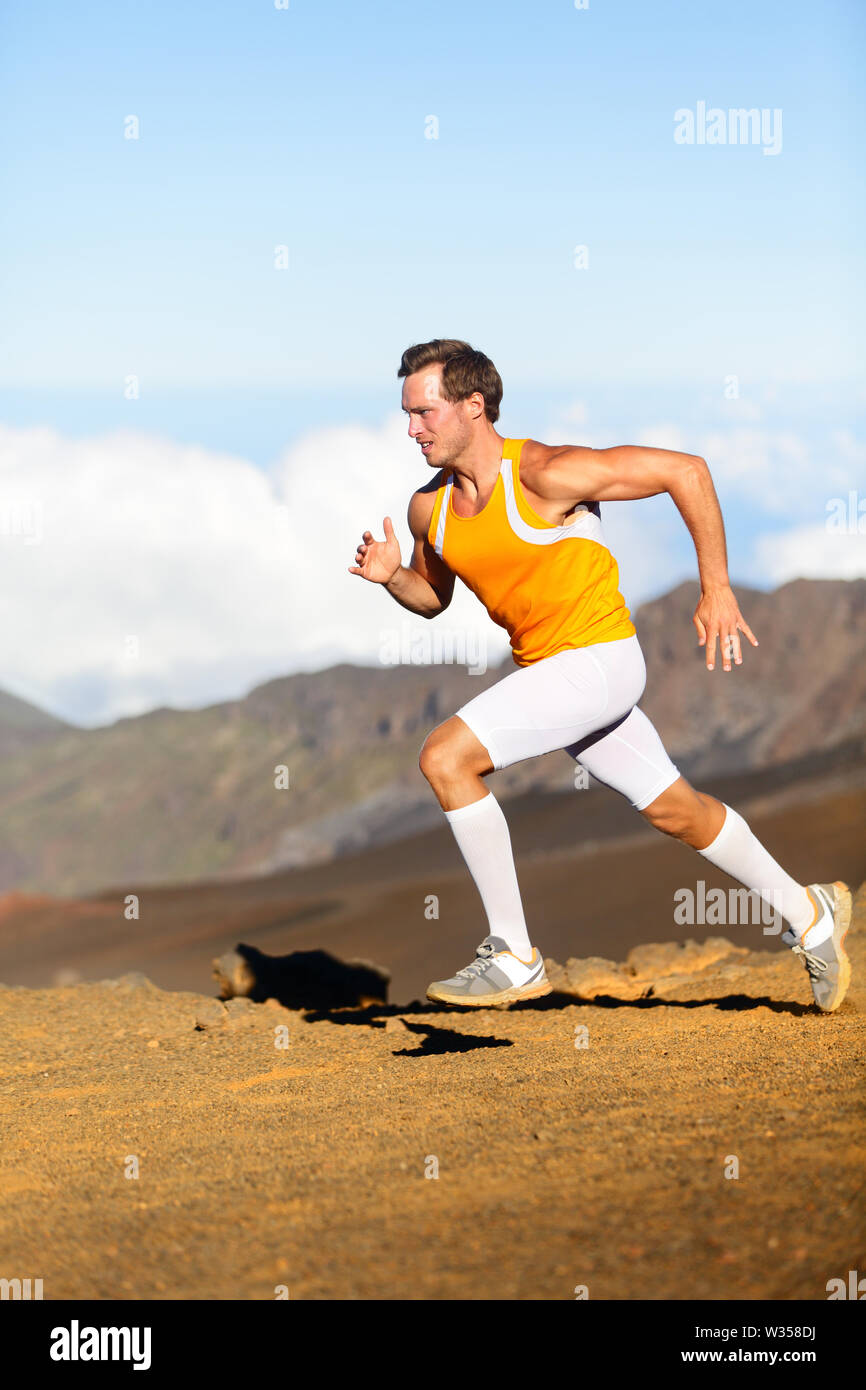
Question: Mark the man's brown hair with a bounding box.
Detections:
[397,339,503,423]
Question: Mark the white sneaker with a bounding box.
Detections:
[781,881,852,1013]
[426,935,551,1007]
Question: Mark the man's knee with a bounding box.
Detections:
[419,723,464,784]
[419,718,491,784]
[641,779,704,840]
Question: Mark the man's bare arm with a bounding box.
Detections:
[386,489,455,617]
[536,443,759,672]
[538,442,710,507]
[349,488,455,618]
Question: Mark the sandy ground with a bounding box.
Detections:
[1,884,863,1301]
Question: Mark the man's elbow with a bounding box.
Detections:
[429,593,452,618]
[676,453,709,488]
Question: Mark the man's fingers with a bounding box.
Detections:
[720,632,737,672]
[351,518,399,580]
[699,604,757,672]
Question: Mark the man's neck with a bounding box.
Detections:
[447,429,506,499]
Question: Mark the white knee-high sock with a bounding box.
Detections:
[443,792,534,960]
[697,804,825,942]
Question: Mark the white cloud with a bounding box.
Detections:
[695,426,861,513]
[1,412,861,728]
[754,518,866,584]
[695,427,813,509]
[722,397,763,422]
[0,417,504,726]
[830,427,866,473]
[542,407,688,455]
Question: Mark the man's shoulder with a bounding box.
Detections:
[410,469,449,510]
[407,470,448,536]
[520,438,556,467]
[413,468,449,496]
[519,438,579,481]
[518,438,599,505]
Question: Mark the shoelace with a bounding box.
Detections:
[791,943,829,977]
[455,941,496,980]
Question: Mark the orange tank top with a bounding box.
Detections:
[427,437,635,665]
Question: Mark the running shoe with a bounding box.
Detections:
[781,881,853,1013]
[426,935,552,1007]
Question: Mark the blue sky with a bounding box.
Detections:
[0,1,864,725]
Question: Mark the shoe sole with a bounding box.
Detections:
[815,880,852,1013]
[426,978,553,1008]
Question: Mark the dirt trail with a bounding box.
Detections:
[1,886,864,1301]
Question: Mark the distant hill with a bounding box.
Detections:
[0,688,71,754]
[0,577,863,896]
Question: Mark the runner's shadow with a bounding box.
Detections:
[301,1001,440,1025]
[403,990,813,1018]
[389,1020,514,1058]
[300,989,813,1029]
[300,1001,514,1055]
[512,991,814,1017]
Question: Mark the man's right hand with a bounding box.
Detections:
[348,516,402,584]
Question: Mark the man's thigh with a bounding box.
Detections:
[452,641,644,772]
[567,706,680,810]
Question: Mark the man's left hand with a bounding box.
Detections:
[693,586,759,672]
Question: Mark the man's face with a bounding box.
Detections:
[401,365,472,468]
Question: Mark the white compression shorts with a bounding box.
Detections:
[453,634,680,810]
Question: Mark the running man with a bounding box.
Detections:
[349,339,852,1012]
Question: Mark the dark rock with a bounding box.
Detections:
[212,943,390,1010]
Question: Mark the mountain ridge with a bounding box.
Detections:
[1,577,863,896]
